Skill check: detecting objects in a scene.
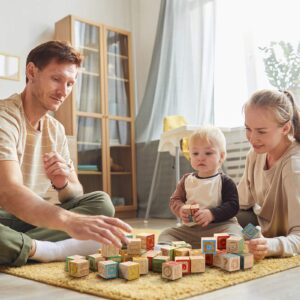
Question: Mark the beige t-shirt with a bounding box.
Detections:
[238,142,300,257]
[0,93,71,197]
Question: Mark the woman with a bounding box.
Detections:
[238,89,300,260]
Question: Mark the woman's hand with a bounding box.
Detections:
[248,238,269,261]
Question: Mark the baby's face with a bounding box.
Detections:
[189,139,223,177]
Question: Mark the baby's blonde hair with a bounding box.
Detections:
[188,125,227,160]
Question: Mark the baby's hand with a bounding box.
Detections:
[179,206,190,224]
[193,209,214,227]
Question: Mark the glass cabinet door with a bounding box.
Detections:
[74,20,104,192]
[74,21,102,114]
[108,119,133,207]
[106,31,130,117]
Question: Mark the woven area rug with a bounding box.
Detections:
[1,229,300,300]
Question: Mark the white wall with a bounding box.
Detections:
[0,0,161,110]
[0,0,132,98]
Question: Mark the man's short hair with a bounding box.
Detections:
[26,40,82,76]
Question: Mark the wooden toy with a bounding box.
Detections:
[190,256,205,273]
[205,253,214,266]
[132,256,149,274]
[107,255,122,263]
[69,259,89,277]
[98,260,118,279]
[213,233,230,249]
[101,244,120,257]
[119,261,140,280]
[171,241,188,248]
[174,256,191,274]
[226,236,244,254]
[160,245,176,260]
[189,249,204,257]
[242,223,260,240]
[142,250,162,270]
[136,233,155,250]
[220,254,240,272]
[127,238,142,255]
[152,255,170,273]
[65,255,85,272]
[162,261,183,280]
[87,254,105,271]
[212,250,227,268]
[201,237,217,254]
[190,204,200,222]
[237,253,254,269]
[174,247,190,257]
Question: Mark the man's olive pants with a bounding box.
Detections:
[0,191,114,266]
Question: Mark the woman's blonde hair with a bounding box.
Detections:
[188,125,226,160]
[244,89,300,142]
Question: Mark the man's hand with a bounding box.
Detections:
[64,213,133,248]
[43,152,71,189]
[193,208,214,227]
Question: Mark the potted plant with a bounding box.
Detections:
[259,41,300,102]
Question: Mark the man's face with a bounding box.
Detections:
[29,60,77,112]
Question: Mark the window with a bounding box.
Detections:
[214,0,300,127]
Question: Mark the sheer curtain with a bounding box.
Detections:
[135,0,215,143]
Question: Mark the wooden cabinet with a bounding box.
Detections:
[55,15,137,218]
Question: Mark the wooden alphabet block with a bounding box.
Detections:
[213,233,230,250]
[189,249,204,257]
[98,260,118,279]
[212,250,227,268]
[127,238,142,255]
[242,223,260,240]
[226,236,244,254]
[152,255,170,273]
[160,245,176,260]
[162,261,183,280]
[220,254,240,272]
[238,253,254,269]
[69,259,89,277]
[174,256,191,274]
[132,256,149,274]
[174,247,190,257]
[107,255,122,263]
[136,233,155,250]
[201,237,217,254]
[65,255,85,272]
[142,250,162,271]
[190,256,205,273]
[171,241,188,248]
[101,244,120,258]
[205,253,214,266]
[119,261,140,280]
[87,254,105,271]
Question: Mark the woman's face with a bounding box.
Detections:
[244,105,289,155]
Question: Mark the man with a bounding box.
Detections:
[0,41,132,266]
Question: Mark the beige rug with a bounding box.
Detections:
[1,229,300,300]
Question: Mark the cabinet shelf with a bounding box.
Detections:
[76,45,99,53]
[107,52,128,59]
[108,76,129,82]
[78,170,102,175]
[79,70,100,77]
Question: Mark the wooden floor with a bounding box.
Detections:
[1,218,300,300]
